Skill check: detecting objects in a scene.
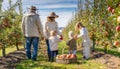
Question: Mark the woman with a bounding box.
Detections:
[44,12,63,61]
[75,22,92,59]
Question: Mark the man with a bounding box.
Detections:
[21,6,44,61]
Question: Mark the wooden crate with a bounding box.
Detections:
[56,58,77,64]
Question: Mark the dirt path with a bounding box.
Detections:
[91,52,120,69]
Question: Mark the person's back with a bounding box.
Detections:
[22,12,42,37]
[67,38,77,51]
[66,31,77,54]
[21,6,43,61]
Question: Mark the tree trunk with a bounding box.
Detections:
[2,45,6,57]
[16,41,19,50]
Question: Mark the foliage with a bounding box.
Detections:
[0,0,23,56]
[63,0,120,53]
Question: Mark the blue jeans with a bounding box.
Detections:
[46,39,51,61]
[26,37,39,60]
[51,50,58,62]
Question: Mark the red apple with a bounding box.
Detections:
[117,3,120,7]
[114,41,120,47]
[59,35,63,40]
[116,26,120,32]
[70,54,77,58]
[111,9,115,14]
[107,7,113,12]
[66,54,71,59]
[117,16,120,23]
[62,54,67,58]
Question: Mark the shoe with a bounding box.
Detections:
[32,58,37,61]
[83,56,89,60]
[27,57,31,59]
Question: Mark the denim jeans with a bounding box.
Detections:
[26,37,39,60]
[46,39,51,61]
[50,50,58,62]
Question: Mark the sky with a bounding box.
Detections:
[2,0,78,27]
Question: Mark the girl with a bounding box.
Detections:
[49,30,61,62]
[75,22,92,59]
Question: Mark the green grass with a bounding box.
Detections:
[95,47,120,57]
[0,45,24,56]
[16,41,107,69]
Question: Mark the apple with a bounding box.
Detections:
[70,54,77,58]
[61,54,67,58]
[117,16,120,23]
[56,55,61,59]
[59,36,63,40]
[56,55,59,59]
[119,4,120,7]
[117,3,120,7]
[114,41,120,47]
[107,7,113,12]
[116,26,120,32]
[111,9,115,14]
[66,54,71,59]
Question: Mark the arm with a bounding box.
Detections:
[66,40,70,46]
[36,15,44,37]
[55,22,62,36]
[44,22,48,39]
[77,28,85,38]
[56,36,62,42]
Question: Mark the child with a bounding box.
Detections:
[75,22,92,59]
[66,31,77,55]
[49,30,61,62]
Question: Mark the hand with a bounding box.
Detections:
[74,34,78,39]
[59,35,63,40]
[41,37,44,40]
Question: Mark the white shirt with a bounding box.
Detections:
[78,27,91,42]
[49,36,61,51]
[44,22,61,39]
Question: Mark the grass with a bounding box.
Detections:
[16,41,107,69]
[95,47,120,57]
[0,45,24,56]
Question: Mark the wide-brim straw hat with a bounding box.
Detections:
[29,6,38,10]
[48,12,59,18]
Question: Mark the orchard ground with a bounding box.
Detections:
[0,41,120,69]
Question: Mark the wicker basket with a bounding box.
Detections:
[56,58,77,64]
[56,48,77,64]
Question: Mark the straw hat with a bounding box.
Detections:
[29,6,38,10]
[48,12,59,18]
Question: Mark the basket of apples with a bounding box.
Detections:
[56,54,77,64]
